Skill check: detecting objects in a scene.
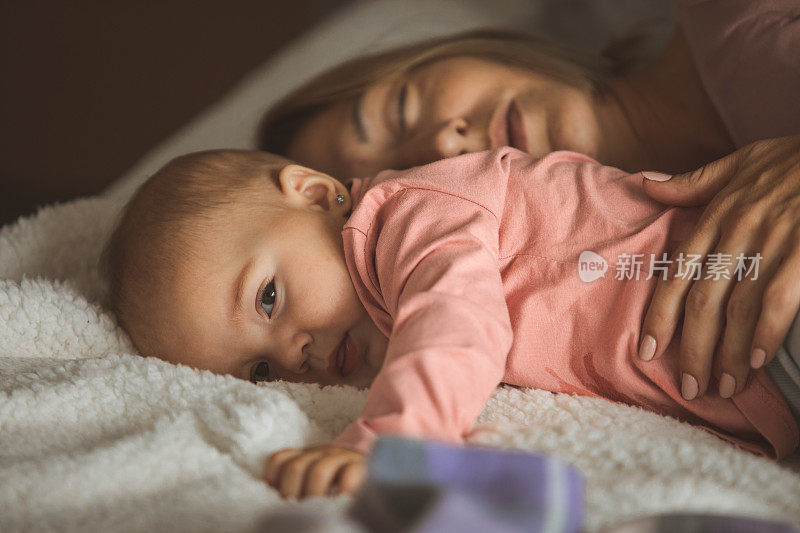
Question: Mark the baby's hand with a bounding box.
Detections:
[263,445,366,499]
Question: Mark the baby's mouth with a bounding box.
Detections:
[340,335,360,377]
[327,338,346,377]
[327,335,360,378]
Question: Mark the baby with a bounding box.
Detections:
[106,148,799,499]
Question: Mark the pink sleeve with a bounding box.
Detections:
[678,0,800,146]
[333,189,514,453]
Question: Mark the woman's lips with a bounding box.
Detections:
[507,100,529,153]
[488,99,529,153]
[488,101,511,149]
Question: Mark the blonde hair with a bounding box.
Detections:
[103,149,285,352]
[258,29,624,157]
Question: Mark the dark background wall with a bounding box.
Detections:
[0,1,345,226]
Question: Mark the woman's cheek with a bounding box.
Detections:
[515,97,551,157]
[553,91,600,156]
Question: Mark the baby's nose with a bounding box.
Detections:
[282,331,311,374]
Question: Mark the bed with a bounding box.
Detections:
[2,1,799,531]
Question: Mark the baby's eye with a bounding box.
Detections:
[251,362,270,383]
[260,280,277,318]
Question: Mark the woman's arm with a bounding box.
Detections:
[639,134,800,400]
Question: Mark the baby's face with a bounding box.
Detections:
[148,164,387,387]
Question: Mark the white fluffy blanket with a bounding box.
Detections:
[1,194,799,533]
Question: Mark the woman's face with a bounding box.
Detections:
[287,56,602,178]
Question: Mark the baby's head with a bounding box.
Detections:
[105,150,386,387]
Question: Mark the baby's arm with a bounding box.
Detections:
[333,187,514,452]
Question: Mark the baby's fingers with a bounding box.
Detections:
[305,455,350,497]
[306,450,367,497]
[337,460,367,494]
[277,450,327,499]
[264,448,302,487]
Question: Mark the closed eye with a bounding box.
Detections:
[398,83,408,134]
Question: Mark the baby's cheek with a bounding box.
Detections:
[323,263,362,318]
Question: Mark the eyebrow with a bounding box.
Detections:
[232,257,257,317]
[352,93,368,143]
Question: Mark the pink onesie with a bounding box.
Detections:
[334,148,799,459]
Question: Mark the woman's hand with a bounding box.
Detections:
[263,445,366,499]
[638,134,800,401]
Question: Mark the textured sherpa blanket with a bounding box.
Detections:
[1,190,800,533]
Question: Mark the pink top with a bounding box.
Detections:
[335,148,799,459]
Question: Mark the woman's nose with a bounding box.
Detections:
[397,118,486,176]
[433,117,483,159]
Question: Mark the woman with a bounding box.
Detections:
[257,0,800,404]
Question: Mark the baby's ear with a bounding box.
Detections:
[277,164,345,212]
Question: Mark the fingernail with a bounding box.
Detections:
[681,373,698,400]
[719,373,736,399]
[642,171,673,182]
[750,348,766,369]
[638,335,657,361]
